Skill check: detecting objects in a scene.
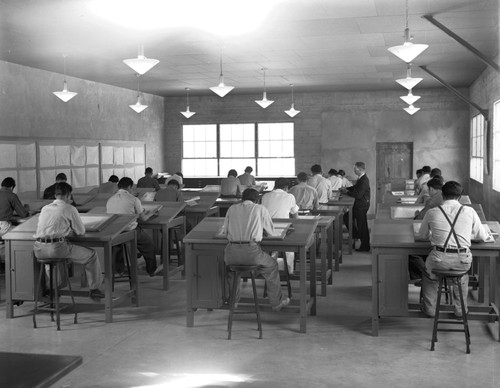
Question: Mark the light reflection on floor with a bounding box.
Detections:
[132,372,253,388]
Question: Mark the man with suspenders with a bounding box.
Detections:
[416,181,490,318]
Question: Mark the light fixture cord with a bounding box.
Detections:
[290,84,294,104]
[136,75,141,98]
[219,48,223,77]
[405,0,409,29]
[262,68,267,92]
[186,88,190,106]
[62,54,67,82]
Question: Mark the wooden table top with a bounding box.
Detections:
[376,203,486,222]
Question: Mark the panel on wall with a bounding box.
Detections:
[100,141,145,183]
[0,139,37,194]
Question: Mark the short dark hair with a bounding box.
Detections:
[245,166,253,173]
[56,173,67,181]
[354,162,365,170]
[1,177,16,188]
[54,182,72,197]
[328,169,338,176]
[427,175,444,190]
[145,167,153,174]
[338,169,346,177]
[242,188,259,203]
[274,177,290,190]
[175,172,183,178]
[118,177,134,189]
[416,169,423,176]
[167,179,180,189]
[297,172,308,182]
[430,168,442,178]
[108,175,119,183]
[442,181,463,200]
[227,169,237,177]
[311,164,322,174]
[422,166,431,174]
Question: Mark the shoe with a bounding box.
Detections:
[272,297,290,312]
[89,289,105,301]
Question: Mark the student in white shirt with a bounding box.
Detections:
[307,164,332,203]
[33,182,104,300]
[327,169,343,191]
[220,169,243,197]
[262,178,299,273]
[221,188,290,311]
[338,169,353,188]
[289,172,319,210]
[106,177,158,276]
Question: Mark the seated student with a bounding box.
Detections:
[43,173,76,205]
[307,164,332,203]
[155,179,185,202]
[98,175,119,194]
[289,172,319,210]
[261,178,299,273]
[106,177,158,276]
[237,166,256,186]
[415,167,442,204]
[33,182,105,300]
[0,177,29,237]
[338,169,353,188]
[165,172,183,187]
[327,169,343,191]
[221,188,290,311]
[415,165,431,195]
[414,176,444,220]
[137,167,160,191]
[220,169,242,197]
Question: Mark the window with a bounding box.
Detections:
[182,123,295,177]
[493,101,500,191]
[470,114,485,183]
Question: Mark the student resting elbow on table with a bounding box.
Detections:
[0,177,29,237]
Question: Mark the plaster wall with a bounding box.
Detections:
[164,88,469,213]
[0,60,165,175]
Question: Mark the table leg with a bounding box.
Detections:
[5,241,13,318]
[334,217,341,270]
[371,250,379,336]
[104,242,113,323]
[162,226,170,290]
[310,241,317,316]
[186,243,194,327]
[130,235,139,307]
[320,226,327,296]
[299,246,307,333]
[348,207,353,255]
[327,222,334,282]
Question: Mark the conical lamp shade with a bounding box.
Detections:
[400,90,421,105]
[53,80,77,102]
[285,103,300,118]
[255,91,274,108]
[210,76,234,97]
[181,106,196,118]
[388,41,428,63]
[123,46,159,75]
[396,76,422,90]
[404,105,420,115]
[129,96,148,113]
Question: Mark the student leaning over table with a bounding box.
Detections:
[220,188,290,311]
[0,177,29,237]
[416,181,491,318]
[33,182,105,300]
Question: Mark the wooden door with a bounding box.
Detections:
[376,142,413,205]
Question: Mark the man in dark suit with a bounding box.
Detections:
[341,162,370,252]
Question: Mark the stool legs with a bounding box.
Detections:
[431,276,443,351]
[250,272,263,339]
[455,277,471,354]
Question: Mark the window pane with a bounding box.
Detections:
[206,141,217,157]
[220,141,232,157]
[194,142,206,157]
[182,158,217,177]
[259,141,271,157]
[183,126,194,142]
[183,143,194,158]
[258,158,295,176]
[282,140,294,157]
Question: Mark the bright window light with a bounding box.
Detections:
[90,0,284,35]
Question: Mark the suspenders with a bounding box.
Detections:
[437,205,464,249]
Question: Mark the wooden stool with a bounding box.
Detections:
[227,265,262,340]
[430,269,471,354]
[33,255,77,331]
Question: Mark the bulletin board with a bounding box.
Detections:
[0,139,37,194]
[100,141,146,183]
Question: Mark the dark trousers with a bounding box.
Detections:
[113,226,157,275]
[344,206,370,250]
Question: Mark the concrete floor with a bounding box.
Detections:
[1,251,499,388]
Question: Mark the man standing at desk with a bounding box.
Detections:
[34,182,104,300]
[341,162,370,252]
[221,188,290,311]
[417,181,490,318]
[0,177,29,237]
[137,167,160,192]
[106,177,158,276]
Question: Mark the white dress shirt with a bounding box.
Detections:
[328,175,343,191]
[221,200,274,243]
[261,189,299,218]
[289,182,319,210]
[307,174,332,203]
[34,199,85,238]
[417,199,488,248]
[106,189,143,230]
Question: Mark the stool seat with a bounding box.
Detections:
[430,268,470,353]
[227,264,262,340]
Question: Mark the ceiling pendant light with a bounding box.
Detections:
[129,75,148,113]
[388,0,428,63]
[255,68,274,109]
[123,45,159,75]
[404,104,420,115]
[53,54,77,102]
[209,48,234,98]
[396,64,423,90]
[284,84,300,118]
[400,89,421,105]
[181,88,196,118]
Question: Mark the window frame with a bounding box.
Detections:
[470,114,485,184]
[493,100,500,191]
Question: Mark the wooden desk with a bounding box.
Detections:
[371,218,500,341]
[183,192,219,227]
[24,199,52,214]
[2,213,138,323]
[327,196,354,254]
[311,205,344,268]
[75,193,114,213]
[376,203,487,222]
[184,217,318,333]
